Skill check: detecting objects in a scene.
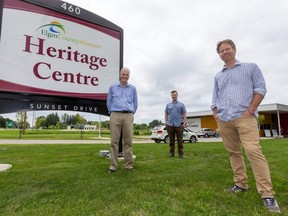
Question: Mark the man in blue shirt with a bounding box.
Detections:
[211,39,280,213]
[165,90,187,159]
[107,67,138,173]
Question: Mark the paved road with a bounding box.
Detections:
[0,137,223,144]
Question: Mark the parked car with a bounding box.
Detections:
[150,125,198,143]
[196,128,217,138]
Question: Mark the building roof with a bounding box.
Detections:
[258,103,288,113]
[187,103,288,117]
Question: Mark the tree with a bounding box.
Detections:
[61,113,70,124]
[134,123,149,130]
[87,120,98,126]
[258,114,265,130]
[46,113,60,127]
[35,116,47,129]
[75,113,86,124]
[16,112,28,137]
[0,116,6,128]
[149,120,163,128]
[63,114,77,125]
[101,120,110,129]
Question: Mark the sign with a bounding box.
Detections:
[187,118,201,132]
[264,129,271,137]
[0,0,123,115]
[271,129,278,136]
[6,121,14,128]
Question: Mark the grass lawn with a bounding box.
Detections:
[0,129,111,140]
[0,139,287,216]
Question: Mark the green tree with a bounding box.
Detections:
[46,113,60,127]
[87,120,98,126]
[134,123,149,130]
[55,122,61,130]
[101,120,110,129]
[0,116,6,128]
[36,116,47,129]
[75,113,86,124]
[140,123,148,130]
[258,114,265,130]
[16,112,28,137]
[149,120,163,128]
[61,113,78,125]
[61,113,70,124]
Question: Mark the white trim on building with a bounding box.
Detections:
[187,103,288,117]
[187,103,288,136]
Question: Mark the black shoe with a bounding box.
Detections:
[169,153,174,157]
[225,185,247,193]
[108,169,116,173]
[263,197,280,213]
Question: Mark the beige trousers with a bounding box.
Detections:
[109,112,134,171]
[218,115,274,198]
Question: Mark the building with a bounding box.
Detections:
[187,103,288,137]
[67,124,97,130]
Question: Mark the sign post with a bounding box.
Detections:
[0,0,125,166]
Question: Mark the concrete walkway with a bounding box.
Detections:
[0,164,12,172]
[0,139,110,144]
[0,137,223,144]
[0,137,276,145]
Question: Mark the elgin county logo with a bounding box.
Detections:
[37,21,65,39]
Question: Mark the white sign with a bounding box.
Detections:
[187,118,201,132]
[0,0,120,100]
[264,129,271,137]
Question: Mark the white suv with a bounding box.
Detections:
[150,125,198,143]
[196,128,217,138]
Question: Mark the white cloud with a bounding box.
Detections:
[2,0,288,125]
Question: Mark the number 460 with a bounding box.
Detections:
[61,3,81,15]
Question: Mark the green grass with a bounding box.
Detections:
[0,139,287,215]
[0,129,110,140]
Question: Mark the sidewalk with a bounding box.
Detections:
[0,136,275,145]
[0,164,12,172]
[0,137,224,144]
[0,139,110,144]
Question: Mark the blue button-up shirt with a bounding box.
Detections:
[211,61,266,122]
[106,82,138,114]
[165,101,186,127]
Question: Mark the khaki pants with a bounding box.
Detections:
[218,115,274,198]
[109,112,134,171]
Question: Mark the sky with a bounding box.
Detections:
[2,0,288,125]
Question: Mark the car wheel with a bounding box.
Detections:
[189,136,196,143]
[205,133,208,138]
[164,136,169,143]
[155,140,161,143]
